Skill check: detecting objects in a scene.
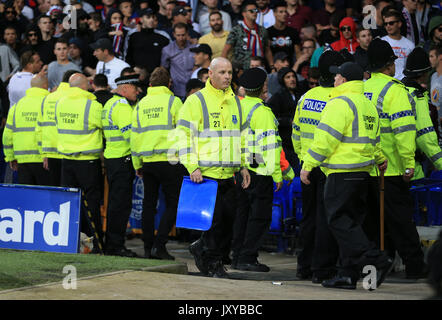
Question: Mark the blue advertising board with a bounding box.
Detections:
[0,184,81,253]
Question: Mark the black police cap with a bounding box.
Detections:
[404,47,432,78]
[367,38,397,72]
[239,67,267,91]
[115,74,140,86]
[329,62,364,81]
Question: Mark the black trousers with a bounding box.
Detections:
[200,177,237,265]
[298,167,338,277]
[47,158,62,187]
[324,172,387,280]
[17,162,50,186]
[141,162,184,252]
[104,156,135,251]
[231,171,274,264]
[364,176,425,274]
[61,159,104,246]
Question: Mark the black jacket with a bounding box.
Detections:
[267,87,298,152]
[126,28,170,73]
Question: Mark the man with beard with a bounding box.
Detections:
[198,11,230,59]
[126,8,170,73]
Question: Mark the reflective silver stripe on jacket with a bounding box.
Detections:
[55,99,97,135]
[134,95,175,133]
[431,151,442,163]
[376,81,394,114]
[322,159,375,169]
[13,150,40,155]
[198,160,241,167]
[58,148,102,156]
[132,149,174,157]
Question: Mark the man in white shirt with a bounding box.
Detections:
[381,10,415,80]
[91,38,130,89]
[7,50,44,108]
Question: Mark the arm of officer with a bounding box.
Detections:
[389,90,417,173]
[256,108,283,184]
[35,102,43,155]
[292,98,303,159]
[130,103,142,172]
[415,97,442,170]
[116,102,133,143]
[374,114,388,171]
[2,104,16,164]
[176,94,200,179]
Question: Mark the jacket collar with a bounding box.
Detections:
[25,87,49,97]
[330,80,364,98]
[205,79,235,100]
[66,87,97,100]
[147,86,174,96]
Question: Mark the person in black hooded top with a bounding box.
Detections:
[267,66,300,171]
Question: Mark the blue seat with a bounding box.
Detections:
[176,177,218,231]
[410,172,442,226]
[270,198,284,234]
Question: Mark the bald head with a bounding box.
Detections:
[30,74,48,90]
[209,57,231,72]
[69,73,89,90]
[208,57,232,90]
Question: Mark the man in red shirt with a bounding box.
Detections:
[286,0,312,32]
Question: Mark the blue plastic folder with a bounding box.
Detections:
[176,176,218,231]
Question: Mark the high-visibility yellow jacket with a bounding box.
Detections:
[406,86,442,179]
[292,85,333,163]
[55,87,103,160]
[131,86,183,170]
[35,82,70,159]
[102,94,133,159]
[176,79,244,179]
[302,80,386,176]
[364,72,416,176]
[3,87,49,163]
[241,95,282,183]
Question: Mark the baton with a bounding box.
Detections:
[380,170,385,251]
[82,191,104,255]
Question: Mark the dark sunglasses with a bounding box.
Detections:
[438,26,442,32]
[384,20,399,26]
[28,33,37,37]
[340,26,351,32]
[247,9,259,13]
[309,81,319,86]
[6,10,16,14]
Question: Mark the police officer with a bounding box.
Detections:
[131,67,184,260]
[291,50,343,283]
[300,62,393,290]
[3,75,50,186]
[102,74,140,258]
[402,48,442,178]
[56,73,104,250]
[230,68,285,272]
[364,38,426,279]
[178,57,251,278]
[36,69,78,187]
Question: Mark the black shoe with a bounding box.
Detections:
[189,240,209,275]
[322,276,357,290]
[312,273,335,284]
[375,257,394,289]
[237,261,270,272]
[209,261,229,278]
[151,246,175,260]
[106,247,138,258]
